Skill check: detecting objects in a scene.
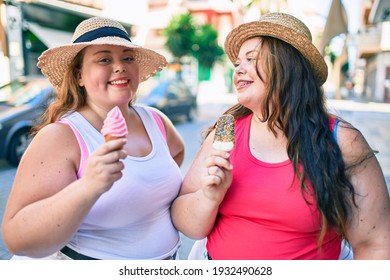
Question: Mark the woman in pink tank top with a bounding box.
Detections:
[172,13,390,259]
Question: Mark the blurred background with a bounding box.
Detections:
[0,0,389,103]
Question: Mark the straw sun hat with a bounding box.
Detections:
[224,12,328,85]
[37,17,167,90]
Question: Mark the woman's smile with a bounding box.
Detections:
[108,78,130,87]
[235,79,253,91]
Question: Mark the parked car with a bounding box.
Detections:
[0,76,56,166]
[137,79,197,122]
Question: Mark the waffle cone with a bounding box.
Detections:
[104,134,124,143]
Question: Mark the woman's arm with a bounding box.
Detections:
[1,123,127,257]
[338,124,390,259]
[171,131,233,239]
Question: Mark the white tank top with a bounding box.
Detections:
[60,105,182,259]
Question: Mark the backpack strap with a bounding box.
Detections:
[333,119,340,142]
[329,117,340,143]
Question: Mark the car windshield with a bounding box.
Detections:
[2,81,49,106]
[0,81,25,102]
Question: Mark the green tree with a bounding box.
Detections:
[162,12,196,63]
[163,13,224,81]
[192,24,224,80]
[193,23,224,68]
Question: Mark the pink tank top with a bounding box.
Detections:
[206,114,341,259]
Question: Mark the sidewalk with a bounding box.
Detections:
[327,98,390,113]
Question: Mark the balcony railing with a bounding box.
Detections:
[357,22,390,58]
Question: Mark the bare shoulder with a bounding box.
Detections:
[35,121,77,139]
[8,122,80,210]
[336,120,387,202]
[19,122,80,180]
[30,122,79,156]
[335,121,373,166]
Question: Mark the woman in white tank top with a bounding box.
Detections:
[2,17,184,260]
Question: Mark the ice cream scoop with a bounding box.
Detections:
[101,106,128,142]
[213,114,235,151]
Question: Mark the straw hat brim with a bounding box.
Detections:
[37,37,167,91]
[224,21,328,85]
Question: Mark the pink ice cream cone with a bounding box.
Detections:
[101,106,128,143]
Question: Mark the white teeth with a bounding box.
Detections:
[238,81,251,86]
[110,80,127,85]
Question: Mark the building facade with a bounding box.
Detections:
[357,0,390,102]
[0,0,130,84]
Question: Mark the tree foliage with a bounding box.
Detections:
[162,13,196,62]
[163,13,224,69]
[192,24,224,68]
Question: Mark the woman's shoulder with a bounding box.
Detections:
[36,121,77,140]
[19,122,79,173]
[335,120,373,165]
[335,120,364,146]
[30,122,79,159]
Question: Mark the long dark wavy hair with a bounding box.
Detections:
[209,36,374,245]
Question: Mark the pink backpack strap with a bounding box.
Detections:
[147,108,167,140]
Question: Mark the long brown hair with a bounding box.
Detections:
[210,36,371,245]
[31,49,87,135]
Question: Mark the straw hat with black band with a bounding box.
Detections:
[37,17,168,91]
[224,12,328,86]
